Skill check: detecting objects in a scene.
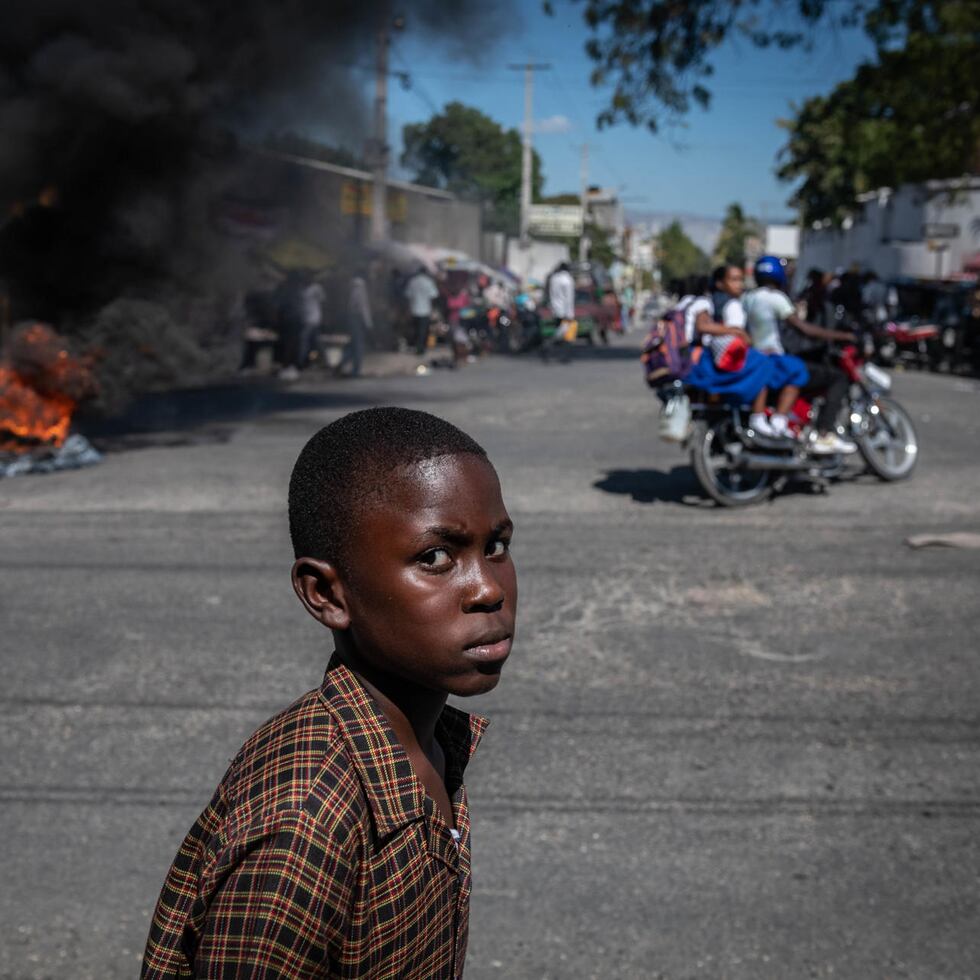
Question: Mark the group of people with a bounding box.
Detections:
[798,266,897,332]
[672,256,858,454]
[401,265,518,369]
[242,268,374,381]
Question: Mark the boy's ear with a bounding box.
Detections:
[291,558,351,630]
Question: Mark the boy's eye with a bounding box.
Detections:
[487,538,510,558]
[418,547,452,569]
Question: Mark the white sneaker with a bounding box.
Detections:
[277,365,300,381]
[809,431,857,455]
[769,414,793,438]
[748,412,775,436]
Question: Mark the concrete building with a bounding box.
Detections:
[586,186,624,243]
[215,148,485,265]
[797,177,980,281]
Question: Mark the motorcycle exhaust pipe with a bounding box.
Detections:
[740,452,813,471]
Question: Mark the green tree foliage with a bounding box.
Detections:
[574,221,618,266]
[539,193,583,205]
[778,4,980,224]
[713,203,760,267]
[657,221,710,283]
[566,0,971,133]
[401,102,543,234]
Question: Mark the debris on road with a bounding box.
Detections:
[905,532,980,550]
[0,433,103,478]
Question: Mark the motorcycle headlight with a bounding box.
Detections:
[862,363,892,391]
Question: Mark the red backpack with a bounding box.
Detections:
[641,307,695,386]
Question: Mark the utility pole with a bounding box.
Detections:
[370,23,391,243]
[508,63,550,249]
[578,142,590,263]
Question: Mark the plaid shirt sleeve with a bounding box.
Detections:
[193,808,354,977]
[144,784,357,979]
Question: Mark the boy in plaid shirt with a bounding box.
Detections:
[142,407,517,979]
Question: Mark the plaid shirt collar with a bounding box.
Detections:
[317,655,489,839]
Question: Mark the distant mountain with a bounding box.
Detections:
[627,209,722,256]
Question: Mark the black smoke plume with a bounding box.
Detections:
[0,0,515,325]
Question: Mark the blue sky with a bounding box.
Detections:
[381,3,877,221]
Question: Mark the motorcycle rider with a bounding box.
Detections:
[685,264,807,439]
[744,256,858,454]
[685,264,806,433]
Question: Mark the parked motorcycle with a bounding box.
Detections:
[658,346,918,507]
[874,319,941,370]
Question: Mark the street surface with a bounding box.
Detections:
[2,336,979,979]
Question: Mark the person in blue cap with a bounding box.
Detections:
[744,256,858,454]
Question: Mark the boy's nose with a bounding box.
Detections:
[463,561,506,612]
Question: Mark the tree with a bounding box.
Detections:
[656,221,709,284]
[777,6,980,224]
[401,102,543,234]
[539,193,582,205]
[713,203,760,267]
[566,0,975,136]
[574,221,618,266]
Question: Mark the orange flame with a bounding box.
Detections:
[0,366,75,451]
[0,323,96,455]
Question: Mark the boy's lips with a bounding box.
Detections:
[462,631,513,663]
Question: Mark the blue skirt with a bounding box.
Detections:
[685,347,774,403]
[768,353,809,388]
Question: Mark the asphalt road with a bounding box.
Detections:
[2,338,979,980]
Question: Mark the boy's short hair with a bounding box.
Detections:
[288,407,488,566]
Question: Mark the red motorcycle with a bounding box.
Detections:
[659,346,918,506]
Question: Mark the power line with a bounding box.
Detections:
[389,40,443,116]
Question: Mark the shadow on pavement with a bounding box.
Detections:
[593,466,710,505]
[565,343,642,362]
[77,377,380,452]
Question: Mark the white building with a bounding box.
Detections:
[586,187,625,243]
[797,177,980,281]
[765,224,800,260]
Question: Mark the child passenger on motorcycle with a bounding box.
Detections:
[744,256,858,454]
[685,264,808,439]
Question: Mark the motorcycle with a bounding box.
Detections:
[658,346,918,507]
[874,319,941,370]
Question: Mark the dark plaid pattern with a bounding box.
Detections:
[142,656,487,979]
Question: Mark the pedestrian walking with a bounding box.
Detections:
[541,262,577,363]
[300,275,326,367]
[405,265,439,356]
[336,269,373,378]
[274,269,307,380]
[141,407,518,980]
[446,283,472,368]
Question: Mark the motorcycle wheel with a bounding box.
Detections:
[855,395,918,481]
[690,421,773,507]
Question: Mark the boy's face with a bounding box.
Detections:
[340,454,517,697]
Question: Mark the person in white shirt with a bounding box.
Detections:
[542,262,577,363]
[404,267,440,355]
[336,270,373,378]
[681,276,712,345]
[482,279,509,311]
[685,264,808,440]
[744,256,858,453]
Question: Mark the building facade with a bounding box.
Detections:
[797,177,980,281]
